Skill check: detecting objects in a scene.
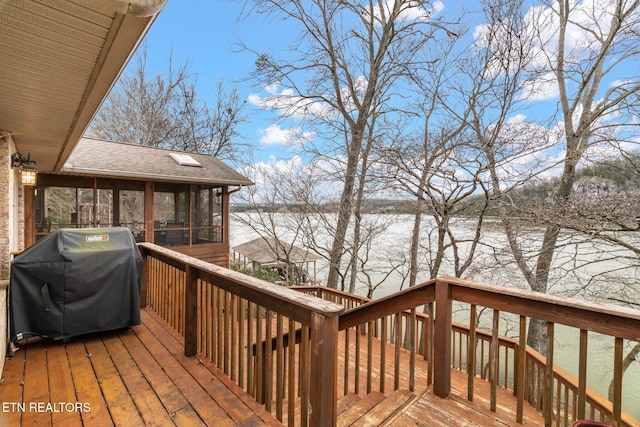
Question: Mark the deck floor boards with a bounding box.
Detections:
[0,308,278,426]
[0,306,546,426]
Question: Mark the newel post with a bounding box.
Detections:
[309,312,339,427]
[184,264,198,356]
[433,280,452,398]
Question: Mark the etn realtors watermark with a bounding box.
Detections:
[2,401,91,413]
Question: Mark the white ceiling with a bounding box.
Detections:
[0,0,166,172]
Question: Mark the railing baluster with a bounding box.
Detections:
[468,304,477,401]
[563,382,569,427]
[160,261,166,319]
[613,337,623,426]
[184,265,198,356]
[276,313,284,421]
[139,247,149,308]
[230,294,237,380]
[420,317,426,359]
[247,301,254,398]
[380,316,386,393]
[343,327,350,395]
[516,315,527,424]
[198,282,203,353]
[427,302,434,385]
[288,318,296,427]
[212,286,219,365]
[264,310,273,411]
[544,322,555,426]
[490,309,500,412]
[409,308,416,393]
[537,361,543,412]
[238,297,245,389]
[458,330,464,370]
[178,268,184,333]
[224,291,231,374]
[578,329,588,421]
[300,325,310,426]
[555,378,561,427]
[208,284,214,364]
[367,320,373,394]
[256,305,264,404]
[355,324,361,394]
[394,311,401,391]
[504,345,509,389]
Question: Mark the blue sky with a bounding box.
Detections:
[130,0,638,178]
[137,0,300,163]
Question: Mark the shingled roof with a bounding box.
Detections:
[61,138,253,186]
[233,237,321,266]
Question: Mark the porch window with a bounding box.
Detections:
[36,187,114,239]
[34,183,225,248]
[153,191,188,246]
[191,187,223,245]
[152,186,224,247]
[119,190,145,242]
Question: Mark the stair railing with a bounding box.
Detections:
[138,243,344,427]
[296,278,640,426]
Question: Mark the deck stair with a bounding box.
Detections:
[337,383,546,426]
[338,389,416,426]
[384,385,544,426]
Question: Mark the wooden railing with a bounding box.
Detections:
[138,243,344,426]
[138,243,640,426]
[295,279,640,427]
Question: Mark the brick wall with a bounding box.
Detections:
[0,130,15,377]
[0,132,22,281]
[0,132,12,281]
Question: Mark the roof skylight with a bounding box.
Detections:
[169,153,202,167]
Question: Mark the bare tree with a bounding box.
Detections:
[240,0,451,288]
[89,46,249,163]
[89,47,190,146]
[465,0,640,353]
[233,158,321,286]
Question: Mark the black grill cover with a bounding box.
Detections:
[10,227,143,341]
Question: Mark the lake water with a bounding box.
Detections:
[230,213,640,419]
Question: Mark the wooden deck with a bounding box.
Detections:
[0,306,547,426]
[0,308,279,426]
[388,374,546,426]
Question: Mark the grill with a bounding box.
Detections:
[10,227,143,341]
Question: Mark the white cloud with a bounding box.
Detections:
[519,72,559,101]
[237,155,348,203]
[248,83,335,120]
[473,0,636,103]
[483,117,565,188]
[370,0,443,24]
[265,82,281,95]
[258,124,316,147]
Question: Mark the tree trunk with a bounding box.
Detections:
[326,129,363,289]
[609,342,640,401]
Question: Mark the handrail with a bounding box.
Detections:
[139,243,342,323]
[338,281,435,330]
[296,280,640,426]
[138,244,640,426]
[443,276,640,341]
[138,243,344,427]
